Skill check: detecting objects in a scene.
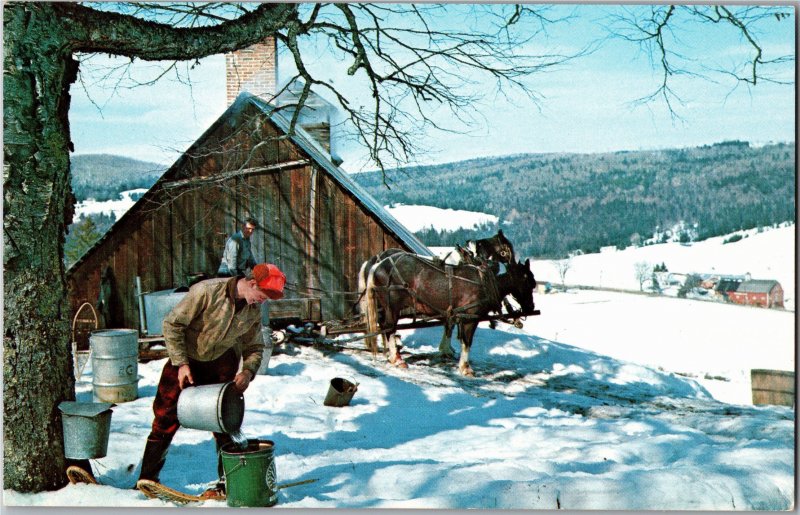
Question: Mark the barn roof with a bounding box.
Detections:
[735,279,780,294]
[247,94,432,257]
[67,92,431,274]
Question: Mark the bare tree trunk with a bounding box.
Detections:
[3,5,78,491]
[2,2,296,492]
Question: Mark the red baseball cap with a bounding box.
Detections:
[252,263,286,300]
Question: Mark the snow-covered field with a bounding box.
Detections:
[7,204,794,510]
[73,188,148,222]
[4,323,794,510]
[385,203,498,233]
[533,223,796,312]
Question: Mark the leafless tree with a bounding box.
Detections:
[634,261,653,292]
[556,256,573,289]
[3,2,577,492]
[3,2,792,492]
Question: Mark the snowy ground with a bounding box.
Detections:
[4,322,795,510]
[6,204,794,510]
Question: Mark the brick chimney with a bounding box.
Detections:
[226,38,277,104]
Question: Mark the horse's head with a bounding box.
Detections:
[505,258,536,313]
[457,244,501,274]
[475,230,515,263]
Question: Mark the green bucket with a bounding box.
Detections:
[221,439,278,507]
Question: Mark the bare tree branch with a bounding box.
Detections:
[606,5,793,118]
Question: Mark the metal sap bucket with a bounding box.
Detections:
[58,401,114,459]
[90,329,139,403]
[323,377,358,407]
[221,440,278,507]
[142,288,188,336]
[177,382,244,433]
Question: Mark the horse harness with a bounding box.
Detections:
[376,253,502,325]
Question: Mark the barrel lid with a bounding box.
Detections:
[91,328,138,337]
[58,401,114,417]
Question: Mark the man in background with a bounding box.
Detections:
[217,217,258,278]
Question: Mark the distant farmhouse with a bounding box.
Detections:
[728,280,784,309]
[711,275,784,308]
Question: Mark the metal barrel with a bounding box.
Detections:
[177,382,244,433]
[90,329,139,403]
[58,402,114,459]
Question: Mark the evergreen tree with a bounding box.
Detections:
[64,216,102,266]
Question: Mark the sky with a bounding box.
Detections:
[67,3,796,172]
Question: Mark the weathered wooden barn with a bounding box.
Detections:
[727,279,784,309]
[66,92,432,335]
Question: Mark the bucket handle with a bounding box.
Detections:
[226,455,247,476]
[342,376,359,393]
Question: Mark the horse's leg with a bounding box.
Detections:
[438,320,456,359]
[383,310,408,369]
[388,333,407,368]
[457,321,478,377]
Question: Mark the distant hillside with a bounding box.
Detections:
[354,141,796,258]
[71,154,165,201]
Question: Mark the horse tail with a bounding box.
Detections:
[357,258,371,318]
[364,262,381,357]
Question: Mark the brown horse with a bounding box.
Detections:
[364,251,536,376]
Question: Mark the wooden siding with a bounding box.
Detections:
[67,101,411,331]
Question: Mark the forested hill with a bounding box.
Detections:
[71,154,165,201]
[353,141,796,258]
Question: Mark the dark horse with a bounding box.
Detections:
[365,251,536,376]
[466,229,515,265]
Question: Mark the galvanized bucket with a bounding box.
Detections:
[58,401,114,459]
[90,329,139,403]
[323,377,358,407]
[177,382,244,433]
[221,439,278,507]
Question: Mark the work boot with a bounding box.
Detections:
[137,438,171,483]
[200,479,226,500]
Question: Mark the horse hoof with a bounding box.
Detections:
[389,357,408,369]
[460,367,474,377]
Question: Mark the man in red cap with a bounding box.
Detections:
[136,264,285,498]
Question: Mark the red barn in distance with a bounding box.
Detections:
[727,279,784,309]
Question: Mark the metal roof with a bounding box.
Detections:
[735,280,780,294]
[247,94,432,256]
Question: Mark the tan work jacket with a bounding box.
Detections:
[163,277,263,376]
